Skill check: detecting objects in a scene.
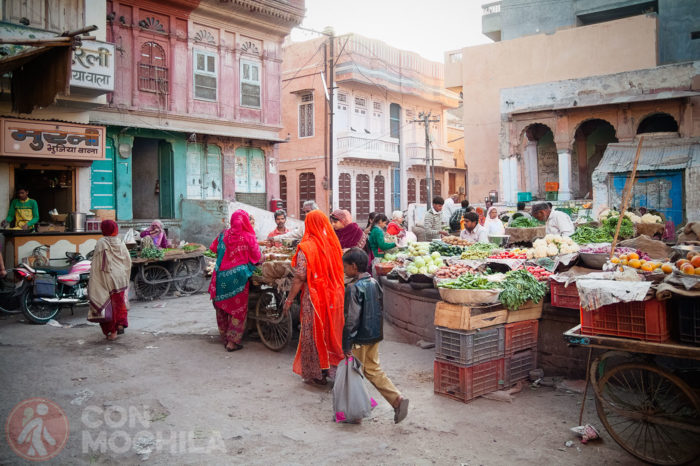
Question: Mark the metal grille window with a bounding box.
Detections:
[280,174,287,207]
[138,42,168,93]
[299,172,316,219]
[356,174,370,221]
[339,173,351,212]
[194,49,217,101]
[298,94,314,138]
[407,178,416,204]
[419,178,427,204]
[374,175,385,214]
[434,179,442,197]
[241,60,261,108]
[354,96,366,115]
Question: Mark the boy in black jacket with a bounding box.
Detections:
[342,248,409,424]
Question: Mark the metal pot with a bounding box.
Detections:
[66,212,86,232]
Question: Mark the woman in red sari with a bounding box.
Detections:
[208,210,261,352]
[283,210,345,385]
[88,220,131,341]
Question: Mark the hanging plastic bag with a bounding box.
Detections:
[123,228,137,244]
[333,356,377,423]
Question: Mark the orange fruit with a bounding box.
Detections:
[661,263,673,274]
[619,254,628,262]
[677,259,690,269]
[696,267,700,275]
[681,263,695,275]
[629,259,642,269]
[688,251,698,260]
[628,252,640,261]
[610,257,620,264]
[641,263,653,272]
[691,256,700,268]
[620,259,629,266]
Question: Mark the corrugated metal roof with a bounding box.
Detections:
[595,138,700,174]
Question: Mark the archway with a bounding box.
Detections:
[637,113,679,134]
[521,123,556,198]
[573,119,617,198]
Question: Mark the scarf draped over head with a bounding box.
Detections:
[332,210,364,249]
[224,209,260,268]
[101,220,119,237]
[484,207,505,235]
[476,207,485,226]
[292,210,345,368]
[147,219,165,246]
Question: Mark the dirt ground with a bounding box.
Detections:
[0,294,638,465]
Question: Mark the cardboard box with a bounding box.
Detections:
[92,209,116,221]
[36,224,66,233]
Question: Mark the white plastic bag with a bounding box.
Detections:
[123,228,137,244]
[332,356,376,423]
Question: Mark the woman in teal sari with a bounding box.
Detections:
[208,210,261,351]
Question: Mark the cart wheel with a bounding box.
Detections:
[134,265,171,300]
[173,259,206,295]
[594,362,700,465]
[255,290,292,351]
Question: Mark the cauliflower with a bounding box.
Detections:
[641,213,663,224]
[533,243,548,258]
[526,249,535,260]
[533,239,547,249]
[546,243,559,256]
[599,209,619,221]
[624,211,641,224]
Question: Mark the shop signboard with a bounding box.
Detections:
[1,118,106,161]
[70,41,115,93]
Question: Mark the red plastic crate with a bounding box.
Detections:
[505,320,539,355]
[580,299,669,342]
[550,280,580,310]
[434,359,505,403]
[504,349,538,387]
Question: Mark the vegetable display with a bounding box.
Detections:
[489,249,528,260]
[509,217,543,228]
[525,266,552,281]
[571,226,613,244]
[443,236,473,246]
[434,264,478,279]
[438,273,498,290]
[498,269,547,311]
[139,247,165,260]
[430,241,466,257]
[460,243,498,260]
[526,235,580,259]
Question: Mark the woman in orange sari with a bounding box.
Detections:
[283,210,345,385]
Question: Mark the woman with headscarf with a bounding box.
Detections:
[386,211,406,237]
[483,206,505,236]
[140,220,171,249]
[475,207,486,226]
[330,209,366,250]
[208,210,261,352]
[88,220,132,341]
[283,210,345,385]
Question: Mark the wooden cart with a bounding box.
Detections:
[246,266,296,352]
[131,250,207,300]
[564,325,700,465]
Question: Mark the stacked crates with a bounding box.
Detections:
[503,320,539,387]
[433,302,509,403]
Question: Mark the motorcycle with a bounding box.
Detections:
[16,251,92,324]
[0,271,24,315]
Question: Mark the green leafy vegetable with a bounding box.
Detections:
[139,247,164,261]
[509,217,543,228]
[438,273,500,290]
[460,243,498,260]
[498,269,547,311]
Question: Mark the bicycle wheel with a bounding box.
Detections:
[255,290,292,351]
[134,265,171,300]
[173,259,206,295]
[594,362,700,465]
[21,288,60,324]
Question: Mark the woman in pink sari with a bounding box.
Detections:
[208,210,261,352]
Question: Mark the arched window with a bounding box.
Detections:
[299,172,315,219]
[419,179,427,204]
[356,174,370,221]
[434,179,442,197]
[637,113,679,134]
[407,178,416,204]
[279,174,287,208]
[339,173,351,212]
[374,175,385,214]
[138,42,168,93]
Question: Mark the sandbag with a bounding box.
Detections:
[504,226,545,244]
[261,260,293,281]
[677,222,700,244]
[618,235,672,260]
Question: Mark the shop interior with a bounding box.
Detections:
[12,167,75,223]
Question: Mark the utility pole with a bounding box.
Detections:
[415,112,441,209]
[327,30,335,212]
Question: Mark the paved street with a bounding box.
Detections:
[0,294,635,465]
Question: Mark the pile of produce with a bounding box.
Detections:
[182,243,203,253]
[460,243,498,260]
[443,236,473,246]
[525,235,580,259]
[406,251,444,275]
[433,263,478,279]
[509,217,543,228]
[380,252,403,263]
[675,251,700,275]
[571,216,635,244]
[429,241,466,257]
[203,249,216,258]
[599,209,663,225]
[437,273,503,290]
[489,248,528,260]
[524,265,552,281]
[139,247,165,260]
[498,269,548,311]
[407,242,432,257]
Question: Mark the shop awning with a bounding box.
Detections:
[595,138,700,174]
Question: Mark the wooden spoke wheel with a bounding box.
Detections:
[173,259,206,295]
[255,289,292,351]
[134,265,171,301]
[594,362,700,465]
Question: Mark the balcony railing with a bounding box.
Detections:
[482,1,501,15]
[336,133,399,163]
[406,143,455,168]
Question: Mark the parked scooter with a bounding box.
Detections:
[17,251,92,324]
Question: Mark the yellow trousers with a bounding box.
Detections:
[352,342,401,406]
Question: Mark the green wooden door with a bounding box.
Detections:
[90,137,116,209]
[158,141,174,218]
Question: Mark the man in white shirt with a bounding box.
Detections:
[460,211,489,243]
[441,194,459,223]
[532,202,575,237]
